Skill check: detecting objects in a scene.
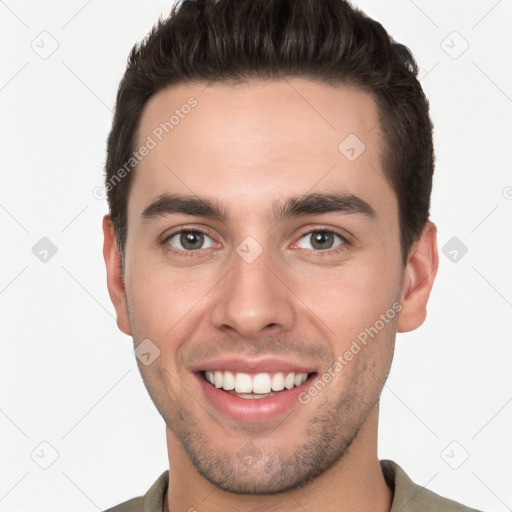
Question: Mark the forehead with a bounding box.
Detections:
[129,79,396,222]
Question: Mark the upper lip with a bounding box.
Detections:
[189,356,318,375]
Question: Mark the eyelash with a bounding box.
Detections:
[160,227,351,256]
[295,229,350,254]
[160,227,216,258]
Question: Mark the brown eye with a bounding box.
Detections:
[297,231,345,251]
[166,230,214,251]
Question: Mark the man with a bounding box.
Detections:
[102,0,482,510]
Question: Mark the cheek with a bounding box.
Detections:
[125,258,217,340]
[293,257,401,342]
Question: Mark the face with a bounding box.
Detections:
[104,79,434,495]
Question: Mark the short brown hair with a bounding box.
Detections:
[105,0,434,266]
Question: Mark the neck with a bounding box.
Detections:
[165,404,392,512]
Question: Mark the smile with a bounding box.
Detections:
[203,370,310,398]
[196,368,318,422]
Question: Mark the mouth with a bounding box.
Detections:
[195,368,318,422]
[201,370,316,399]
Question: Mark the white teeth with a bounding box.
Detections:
[284,373,295,390]
[204,370,309,394]
[271,372,285,391]
[234,373,252,393]
[223,371,235,390]
[235,392,271,400]
[295,373,307,386]
[252,373,272,394]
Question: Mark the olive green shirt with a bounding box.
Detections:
[103,459,483,511]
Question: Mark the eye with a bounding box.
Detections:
[165,230,215,251]
[296,230,346,251]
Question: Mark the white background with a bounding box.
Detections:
[0,0,511,510]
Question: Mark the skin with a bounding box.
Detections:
[103,78,438,512]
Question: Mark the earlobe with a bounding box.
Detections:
[102,214,133,336]
[397,220,439,333]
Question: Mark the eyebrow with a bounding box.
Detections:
[141,194,228,221]
[273,192,376,222]
[141,191,377,223]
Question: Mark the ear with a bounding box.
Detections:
[102,214,132,336]
[397,220,439,333]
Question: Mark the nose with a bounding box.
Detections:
[210,245,296,338]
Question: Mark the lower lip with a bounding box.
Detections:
[196,373,315,423]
